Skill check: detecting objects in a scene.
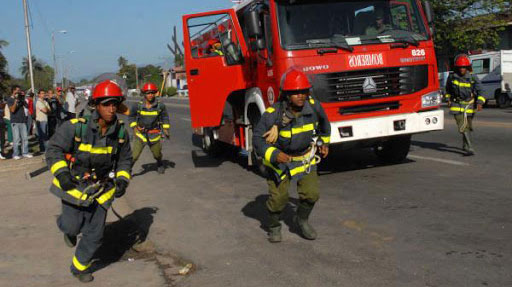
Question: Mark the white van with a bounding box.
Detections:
[469,50,512,108]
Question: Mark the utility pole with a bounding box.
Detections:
[22,0,35,92]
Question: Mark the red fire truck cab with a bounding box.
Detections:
[182,0,443,165]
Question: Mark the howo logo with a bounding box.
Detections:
[348,53,384,68]
[363,77,377,94]
[303,65,330,72]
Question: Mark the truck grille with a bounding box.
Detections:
[311,65,428,103]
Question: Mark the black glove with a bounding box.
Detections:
[56,171,78,191]
[115,179,129,198]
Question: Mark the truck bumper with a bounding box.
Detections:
[329,110,444,144]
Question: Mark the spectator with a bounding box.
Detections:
[7,85,32,159]
[65,85,78,119]
[25,92,35,136]
[0,95,6,159]
[47,89,60,137]
[35,89,51,152]
[55,87,66,125]
[3,95,13,145]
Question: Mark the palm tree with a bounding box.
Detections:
[20,56,43,80]
[118,56,128,68]
[0,40,11,94]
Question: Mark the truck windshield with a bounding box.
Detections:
[276,0,429,50]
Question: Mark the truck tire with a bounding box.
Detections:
[247,106,268,177]
[496,93,511,108]
[375,135,412,164]
[202,127,220,155]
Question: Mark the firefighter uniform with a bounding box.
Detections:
[46,81,132,282]
[445,56,486,155]
[129,99,170,170]
[253,69,331,242]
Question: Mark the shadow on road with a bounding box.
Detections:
[132,160,176,177]
[91,207,158,273]
[411,140,466,156]
[241,194,300,236]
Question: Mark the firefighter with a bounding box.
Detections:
[129,82,170,174]
[46,80,132,283]
[445,54,486,156]
[253,68,331,243]
[208,39,223,56]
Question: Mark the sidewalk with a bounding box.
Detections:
[0,155,178,286]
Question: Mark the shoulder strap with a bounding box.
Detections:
[73,117,88,143]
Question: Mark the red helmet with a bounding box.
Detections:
[142,82,158,93]
[454,54,471,67]
[92,80,123,102]
[208,39,221,46]
[280,68,311,92]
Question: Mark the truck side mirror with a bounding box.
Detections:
[247,9,263,37]
[424,1,435,34]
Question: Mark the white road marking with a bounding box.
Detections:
[408,154,469,166]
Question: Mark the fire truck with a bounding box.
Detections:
[182,0,443,167]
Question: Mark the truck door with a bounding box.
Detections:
[183,10,249,128]
[472,57,495,100]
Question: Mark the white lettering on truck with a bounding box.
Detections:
[348,53,384,68]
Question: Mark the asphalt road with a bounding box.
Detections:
[126,100,512,287]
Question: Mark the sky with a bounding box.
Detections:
[0,0,233,81]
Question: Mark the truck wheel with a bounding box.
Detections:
[496,93,511,108]
[202,127,220,155]
[375,135,412,164]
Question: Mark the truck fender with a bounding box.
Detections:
[244,87,265,155]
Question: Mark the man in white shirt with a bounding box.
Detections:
[65,85,78,119]
[36,89,51,152]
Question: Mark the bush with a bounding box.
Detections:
[164,87,177,97]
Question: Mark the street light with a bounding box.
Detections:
[52,29,67,87]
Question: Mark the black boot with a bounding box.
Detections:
[295,201,317,240]
[157,160,165,174]
[462,132,475,156]
[73,272,94,283]
[267,211,282,243]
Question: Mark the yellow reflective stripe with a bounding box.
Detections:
[116,171,131,180]
[51,160,68,175]
[73,256,91,271]
[53,178,88,200]
[452,80,471,88]
[265,147,277,162]
[289,158,317,177]
[279,123,316,138]
[78,144,113,155]
[478,96,486,102]
[445,94,451,99]
[130,122,137,128]
[279,130,292,138]
[96,187,116,205]
[266,107,275,113]
[450,107,475,113]
[162,124,170,129]
[149,136,161,142]
[140,111,159,116]
[70,119,79,124]
[263,159,286,180]
[135,132,148,142]
[309,98,315,104]
[321,136,331,144]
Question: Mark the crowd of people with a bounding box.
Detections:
[0,84,79,160]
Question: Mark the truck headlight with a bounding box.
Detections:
[422,91,442,108]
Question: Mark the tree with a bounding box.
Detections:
[174,54,184,67]
[20,56,44,80]
[431,0,511,65]
[139,64,163,91]
[118,64,137,89]
[118,56,128,68]
[0,40,10,96]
